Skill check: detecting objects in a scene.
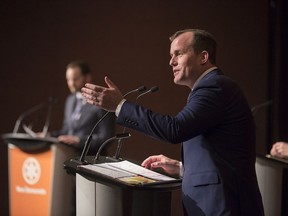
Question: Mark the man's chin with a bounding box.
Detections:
[173,77,178,84]
[174,79,188,88]
[174,78,182,85]
[70,89,79,93]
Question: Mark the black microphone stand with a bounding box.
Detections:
[42,98,57,137]
[251,100,272,116]
[72,86,147,165]
[71,112,111,165]
[94,133,131,163]
[13,97,57,134]
[113,86,159,160]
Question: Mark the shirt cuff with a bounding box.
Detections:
[115,99,126,117]
[179,162,183,177]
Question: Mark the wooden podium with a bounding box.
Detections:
[2,133,76,216]
[64,156,182,216]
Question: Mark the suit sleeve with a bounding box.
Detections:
[117,79,236,144]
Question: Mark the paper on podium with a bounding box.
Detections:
[79,160,178,185]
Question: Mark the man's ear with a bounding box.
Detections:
[200,51,209,64]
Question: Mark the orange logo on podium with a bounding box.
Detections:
[9,146,53,216]
[22,157,41,185]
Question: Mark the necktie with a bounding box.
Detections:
[71,98,83,121]
[68,98,83,134]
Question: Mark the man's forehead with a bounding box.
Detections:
[170,33,194,51]
[66,67,84,78]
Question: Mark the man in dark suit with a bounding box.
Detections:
[52,60,115,155]
[81,29,264,216]
[53,60,115,216]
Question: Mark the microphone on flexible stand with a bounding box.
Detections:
[114,86,159,160]
[13,97,58,134]
[94,133,131,163]
[123,86,146,97]
[77,111,111,164]
[251,100,272,116]
[135,86,159,102]
[74,86,147,165]
[42,97,58,137]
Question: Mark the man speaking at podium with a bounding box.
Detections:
[81,29,264,216]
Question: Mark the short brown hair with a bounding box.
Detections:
[66,60,90,75]
[170,29,217,64]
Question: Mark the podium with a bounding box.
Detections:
[64,156,182,216]
[256,154,288,216]
[2,133,76,216]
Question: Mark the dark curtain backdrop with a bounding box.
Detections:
[0,1,271,215]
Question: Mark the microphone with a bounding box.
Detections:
[114,86,159,160]
[136,86,159,102]
[13,97,57,134]
[42,97,58,137]
[77,111,111,163]
[251,100,272,116]
[123,86,146,97]
[94,133,131,162]
[76,86,147,164]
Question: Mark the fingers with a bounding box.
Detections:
[275,143,284,154]
[150,161,167,168]
[105,76,117,89]
[81,77,123,112]
[83,77,116,92]
[141,154,170,168]
[58,135,79,145]
[84,83,106,92]
[141,155,162,168]
[270,145,276,156]
[271,144,282,157]
[141,157,154,168]
[81,92,97,106]
[81,77,115,103]
[81,83,104,105]
[270,142,288,158]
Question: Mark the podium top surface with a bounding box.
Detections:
[1,133,59,152]
[257,153,288,167]
[64,156,182,192]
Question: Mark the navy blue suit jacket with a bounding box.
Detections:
[53,94,115,155]
[117,69,264,216]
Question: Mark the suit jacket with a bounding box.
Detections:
[117,69,264,216]
[53,94,115,155]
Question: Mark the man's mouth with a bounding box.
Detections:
[173,70,179,77]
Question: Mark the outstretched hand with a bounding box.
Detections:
[141,154,181,176]
[81,76,123,112]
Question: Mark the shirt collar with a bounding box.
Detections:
[75,92,86,104]
[192,66,217,91]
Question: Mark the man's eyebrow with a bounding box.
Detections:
[170,49,181,54]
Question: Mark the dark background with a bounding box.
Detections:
[1,0,287,215]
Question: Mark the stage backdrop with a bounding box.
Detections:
[0,1,270,215]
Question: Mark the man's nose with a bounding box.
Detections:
[169,56,177,66]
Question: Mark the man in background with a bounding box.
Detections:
[52,60,115,155]
[52,60,115,216]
